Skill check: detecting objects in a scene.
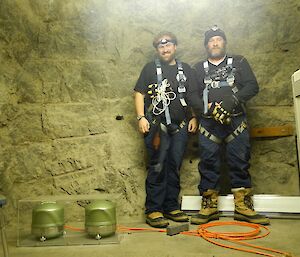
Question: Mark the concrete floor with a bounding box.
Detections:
[2,217,300,257]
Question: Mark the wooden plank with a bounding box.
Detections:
[250,124,294,138]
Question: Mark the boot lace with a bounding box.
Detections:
[244,195,254,210]
[202,196,216,209]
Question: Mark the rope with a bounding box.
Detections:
[152,79,176,116]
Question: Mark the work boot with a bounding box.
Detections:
[232,187,270,225]
[191,189,220,225]
[146,211,169,228]
[164,210,189,222]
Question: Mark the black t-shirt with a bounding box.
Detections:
[134,60,200,124]
[193,55,259,113]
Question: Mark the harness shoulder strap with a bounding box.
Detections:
[155,59,163,87]
[227,57,233,67]
[226,56,238,93]
[203,60,211,114]
[154,59,171,125]
[203,61,209,74]
[176,59,187,107]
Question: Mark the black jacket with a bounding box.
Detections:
[192,55,259,115]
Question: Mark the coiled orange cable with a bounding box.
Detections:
[181,221,293,257]
[65,222,294,257]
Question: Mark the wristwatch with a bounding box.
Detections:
[137,115,145,121]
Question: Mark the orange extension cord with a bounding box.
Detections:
[64,221,294,257]
[181,221,293,257]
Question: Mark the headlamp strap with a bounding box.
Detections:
[157,38,176,47]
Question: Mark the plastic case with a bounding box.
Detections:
[17,194,120,247]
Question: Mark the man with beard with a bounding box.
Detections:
[134,31,199,228]
[190,26,270,225]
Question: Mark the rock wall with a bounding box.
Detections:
[0,0,300,225]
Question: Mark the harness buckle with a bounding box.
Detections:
[227,75,235,86]
[176,73,187,83]
[211,81,220,88]
[204,78,212,84]
[178,86,186,93]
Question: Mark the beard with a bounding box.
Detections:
[159,51,176,64]
[207,46,226,59]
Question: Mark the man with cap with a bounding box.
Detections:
[134,31,200,228]
[190,25,270,225]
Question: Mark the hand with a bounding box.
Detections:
[188,117,198,133]
[220,94,239,113]
[138,117,150,134]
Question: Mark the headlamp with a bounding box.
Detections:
[155,38,176,48]
[204,25,227,46]
[211,25,219,31]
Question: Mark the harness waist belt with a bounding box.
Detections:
[160,120,186,134]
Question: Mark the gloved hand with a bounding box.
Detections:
[210,103,231,125]
[220,94,239,113]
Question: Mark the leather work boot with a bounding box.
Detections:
[146,211,169,228]
[164,210,189,222]
[191,189,220,225]
[232,187,270,225]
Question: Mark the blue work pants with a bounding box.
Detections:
[144,123,188,213]
[198,115,252,194]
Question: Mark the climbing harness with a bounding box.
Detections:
[203,57,237,115]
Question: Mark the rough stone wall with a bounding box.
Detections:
[0,0,300,225]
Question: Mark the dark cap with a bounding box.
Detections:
[204,25,227,46]
[153,31,178,48]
